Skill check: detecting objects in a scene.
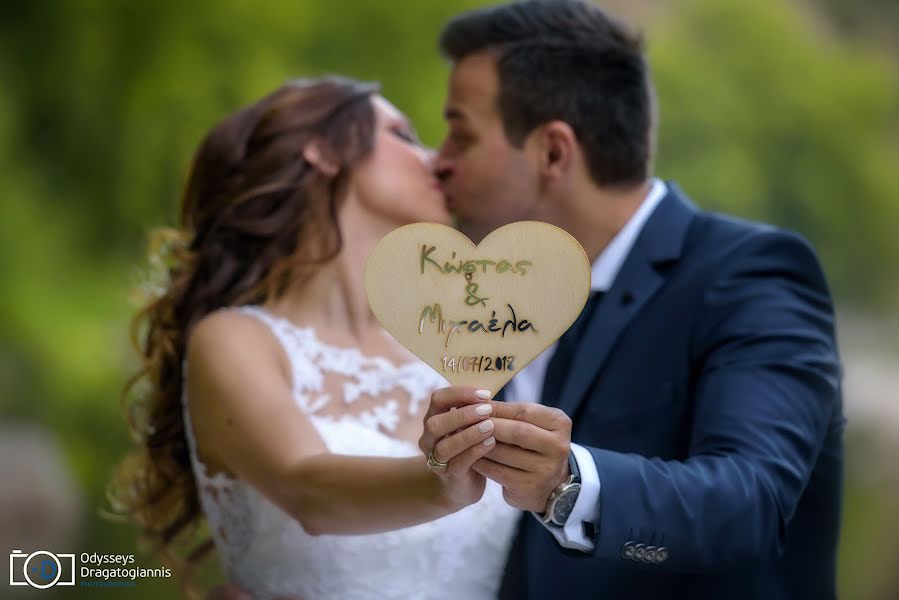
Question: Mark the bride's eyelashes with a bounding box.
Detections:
[391,126,421,146]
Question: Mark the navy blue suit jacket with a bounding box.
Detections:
[499,183,844,600]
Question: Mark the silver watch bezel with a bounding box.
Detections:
[542,479,581,527]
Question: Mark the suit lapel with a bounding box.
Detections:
[554,182,697,417]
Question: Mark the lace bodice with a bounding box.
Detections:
[182,306,521,600]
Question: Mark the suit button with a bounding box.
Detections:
[621,541,636,559]
[634,544,646,560]
[655,547,668,563]
[644,546,657,563]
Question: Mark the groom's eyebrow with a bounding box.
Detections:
[443,107,467,122]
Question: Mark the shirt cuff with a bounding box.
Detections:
[530,443,599,552]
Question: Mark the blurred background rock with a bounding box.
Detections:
[0,424,83,598]
[1,0,896,597]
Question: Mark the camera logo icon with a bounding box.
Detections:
[9,549,76,589]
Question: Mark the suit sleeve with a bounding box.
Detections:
[586,229,842,571]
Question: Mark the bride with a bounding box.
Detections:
[109,76,521,599]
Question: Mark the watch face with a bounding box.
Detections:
[552,483,580,525]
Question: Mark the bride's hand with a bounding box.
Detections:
[419,386,497,509]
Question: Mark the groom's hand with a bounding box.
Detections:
[471,402,573,513]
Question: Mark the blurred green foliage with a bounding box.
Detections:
[0,0,896,598]
[652,0,899,305]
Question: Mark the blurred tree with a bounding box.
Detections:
[809,0,899,49]
[0,0,481,256]
[650,0,899,306]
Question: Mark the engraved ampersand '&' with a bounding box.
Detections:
[365,222,591,395]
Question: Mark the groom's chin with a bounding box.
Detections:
[454,218,488,243]
[462,226,487,244]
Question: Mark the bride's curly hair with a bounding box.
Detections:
[106,76,379,595]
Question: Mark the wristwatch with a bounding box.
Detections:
[541,453,581,527]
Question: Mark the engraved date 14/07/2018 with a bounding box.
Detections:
[441,355,516,374]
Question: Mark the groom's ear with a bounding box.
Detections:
[535,121,577,181]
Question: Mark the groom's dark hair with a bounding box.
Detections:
[440,0,653,187]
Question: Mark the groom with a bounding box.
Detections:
[421,1,843,599]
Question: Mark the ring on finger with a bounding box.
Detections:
[426,447,449,471]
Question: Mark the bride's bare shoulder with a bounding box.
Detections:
[187,308,283,371]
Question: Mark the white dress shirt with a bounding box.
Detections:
[503,178,668,551]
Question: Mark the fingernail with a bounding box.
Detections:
[478,420,494,433]
[482,436,496,447]
[476,404,492,416]
[475,389,492,400]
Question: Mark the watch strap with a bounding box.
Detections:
[567,451,580,483]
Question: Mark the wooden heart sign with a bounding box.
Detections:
[364,221,591,395]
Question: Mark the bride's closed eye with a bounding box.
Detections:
[391,126,421,146]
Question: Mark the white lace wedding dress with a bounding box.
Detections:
[182,306,521,600]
